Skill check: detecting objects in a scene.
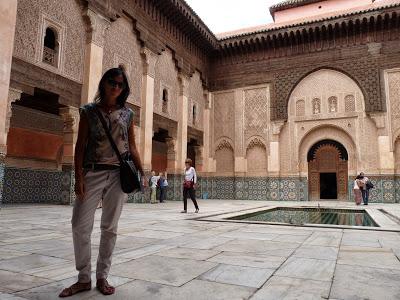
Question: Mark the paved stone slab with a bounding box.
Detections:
[337,246,400,270]
[276,257,336,281]
[0,293,29,300]
[16,274,132,300]
[293,245,339,260]
[0,254,69,273]
[200,264,273,288]
[110,255,217,286]
[251,276,331,300]
[2,239,72,252]
[0,249,31,260]
[86,279,256,300]
[214,239,297,256]
[184,236,234,250]
[221,231,279,241]
[271,234,309,243]
[155,247,220,261]
[303,232,342,247]
[0,270,51,293]
[207,252,286,269]
[121,229,185,240]
[331,264,400,300]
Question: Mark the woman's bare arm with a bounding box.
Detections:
[74,112,89,200]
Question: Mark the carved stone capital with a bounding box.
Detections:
[59,106,80,135]
[178,74,190,97]
[271,120,285,136]
[84,8,111,47]
[369,112,387,135]
[141,47,157,78]
[166,137,177,160]
[6,88,22,134]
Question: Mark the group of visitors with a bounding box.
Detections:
[59,67,199,297]
[148,171,168,203]
[353,172,374,205]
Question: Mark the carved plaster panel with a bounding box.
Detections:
[103,17,142,105]
[188,72,205,130]
[13,0,86,83]
[213,92,235,143]
[154,49,178,120]
[244,87,269,141]
[387,70,400,143]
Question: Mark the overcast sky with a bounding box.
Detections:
[185,0,284,34]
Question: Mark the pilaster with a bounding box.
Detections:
[176,74,190,171]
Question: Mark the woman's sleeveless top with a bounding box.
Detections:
[81,103,134,166]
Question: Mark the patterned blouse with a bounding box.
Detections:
[81,103,134,166]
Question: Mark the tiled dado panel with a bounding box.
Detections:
[348,176,398,204]
[2,167,400,204]
[2,167,72,204]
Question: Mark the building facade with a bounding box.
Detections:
[1,0,400,204]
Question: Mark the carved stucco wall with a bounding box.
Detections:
[387,70,400,146]
[286,69,379,174]
[103,16,142,105]
[213,92,235,147]
[13,0,86,83]
[246,142,268,175]
[215,140,234,174]
[188,72,204,130]
[244,87,269,142]
[154,49,178,120]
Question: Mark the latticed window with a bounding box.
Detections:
[162,89,168,113]
[345,95,355,112]
[328,96,338,113]
[312,98,321,114]
[296,100,305,116]
[43,27,58,67]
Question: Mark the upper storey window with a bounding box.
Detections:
[43,27,59,68]
[162,88,168,113]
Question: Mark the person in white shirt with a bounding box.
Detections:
[181,158,199,213]
[353,175,363,205]
[149,171,159,204]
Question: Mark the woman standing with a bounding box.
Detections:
[158,172,168,203]
[59,67,144,297]
[353,175,363,206]
[181,158,199,213]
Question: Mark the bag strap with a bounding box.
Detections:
[94,106,123,164]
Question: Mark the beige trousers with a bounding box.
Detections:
[71,169,127,283]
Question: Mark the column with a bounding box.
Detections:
[0,0,18,156]
[140,48,157,171]
[176,74,190,171]
[370,113,394,174]
[81,9,110,104]
[268,121,285,175]
[234,89,246,175]
[59,107,80,166]
[202,91,212,173]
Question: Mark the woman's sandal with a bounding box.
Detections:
[96,278,115,295]
[59,281,91,298]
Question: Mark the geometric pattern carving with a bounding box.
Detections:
[244,88,269,140]
[154,49,178,120]
[215,146,234,173]
[296,99,305,116]
[345,95,355,112]
[246,145,267,174]
[388,72,400,142]
[13,0,86,82]
[189,72,205,130]
[214,92,235,142]
[103,17,142,105]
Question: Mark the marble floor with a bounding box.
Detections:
[0,200,399,300]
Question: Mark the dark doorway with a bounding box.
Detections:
[320,173,337,199]
[187,139,198,168]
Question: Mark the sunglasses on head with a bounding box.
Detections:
[107,78,125,89]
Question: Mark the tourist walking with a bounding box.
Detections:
[181,158,199,213]
[149,171,159,204]
[359,172,373,205]
[59,67,144,297]
[353,175,363,205]
[158,172,168,203]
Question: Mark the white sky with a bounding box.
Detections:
[185,0,284,34]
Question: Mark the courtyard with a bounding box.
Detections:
[0,200,399,299]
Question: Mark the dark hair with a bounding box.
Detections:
[95,66,130,107]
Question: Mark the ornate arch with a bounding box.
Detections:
[245,136,267,153]
[214,137,234,152]
[298,125,357,172]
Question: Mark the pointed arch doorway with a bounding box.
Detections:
[308,140,348,201]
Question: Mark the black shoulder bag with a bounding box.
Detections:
[95,107,141,194]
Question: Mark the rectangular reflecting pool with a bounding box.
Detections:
[228,207,379,227]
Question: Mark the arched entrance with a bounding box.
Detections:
[308,140,348,201]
